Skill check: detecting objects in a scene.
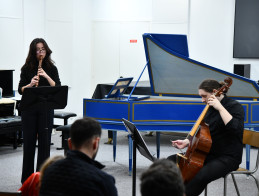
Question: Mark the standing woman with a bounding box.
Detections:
[18,38,61,184]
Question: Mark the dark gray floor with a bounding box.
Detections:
[0,130,258,196]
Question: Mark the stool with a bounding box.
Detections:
[54,111,77,127]
[56,124,71,155]
[54,111,76,150]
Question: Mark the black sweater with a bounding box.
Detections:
[204,96,244,164]
[18,64,61,95]
[40,150,118,196]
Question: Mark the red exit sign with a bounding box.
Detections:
[130,39,137,43]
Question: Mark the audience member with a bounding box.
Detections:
[39,117,118,196]
[19,155,64,196]
[140,159,185,196]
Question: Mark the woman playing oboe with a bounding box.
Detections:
[18,38,61,184]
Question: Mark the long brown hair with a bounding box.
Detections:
[22,38,55,71]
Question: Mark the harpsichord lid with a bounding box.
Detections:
[143,33,259,100]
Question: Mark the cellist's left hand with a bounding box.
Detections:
[207,94,223,111]
[208,94,233,125]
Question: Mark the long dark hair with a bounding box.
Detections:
[22,38,55,70]
[199,79,229,94]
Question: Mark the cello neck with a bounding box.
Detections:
[186,77,232,140]
[187,104,210,139]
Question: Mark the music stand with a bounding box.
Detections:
[122,118,156,196]
[19,86,68,112]
[19,86,68,146]
[105,77,133,99]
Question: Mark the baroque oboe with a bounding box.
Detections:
[35,57,43,87]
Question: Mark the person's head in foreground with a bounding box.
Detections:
[68,117,102,159]
[140,159,185,196]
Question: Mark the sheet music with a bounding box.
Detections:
[122,118,157,162]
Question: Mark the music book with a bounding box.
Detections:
[105,77,133,99]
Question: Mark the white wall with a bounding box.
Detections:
[0,0,24,87]
[45,0,73,87]
[69,0,92,118]
[91,0,152,91]
[91,0,189,91]
[189,0,259,81]
[0,0,92,120]
[1,0,259,120]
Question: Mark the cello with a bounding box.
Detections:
[177,77,233,183]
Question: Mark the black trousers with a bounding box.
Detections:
[167,154,239,196]
[21,109,54,184]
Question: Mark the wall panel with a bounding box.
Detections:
[46,21,73,86]
[152,0,188,22]
[46,0,73,22]
[92,21,120,91]
[119,22,149,81]
[0,0,23,18]
[0,18,23,88]
[151,23,188,34]
[23,0,45,56]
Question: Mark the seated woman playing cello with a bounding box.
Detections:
[168,78,244,196]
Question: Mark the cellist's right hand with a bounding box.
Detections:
[171,139,190,149]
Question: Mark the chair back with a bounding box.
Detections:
[243,129,259,147]
[243,129,259,173]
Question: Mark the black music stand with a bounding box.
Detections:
[19,86,68,150]
[122,118,156,196]
[19,86,68,112]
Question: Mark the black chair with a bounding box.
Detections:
[0,99,22,149]
[0,116,22,149]
[53,111,77,127]
[53,111,76,150]
[56,124,71,155]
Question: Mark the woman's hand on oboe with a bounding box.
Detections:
[35,55,44,87]
[38,67,49,79]
[31,75,39,87]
